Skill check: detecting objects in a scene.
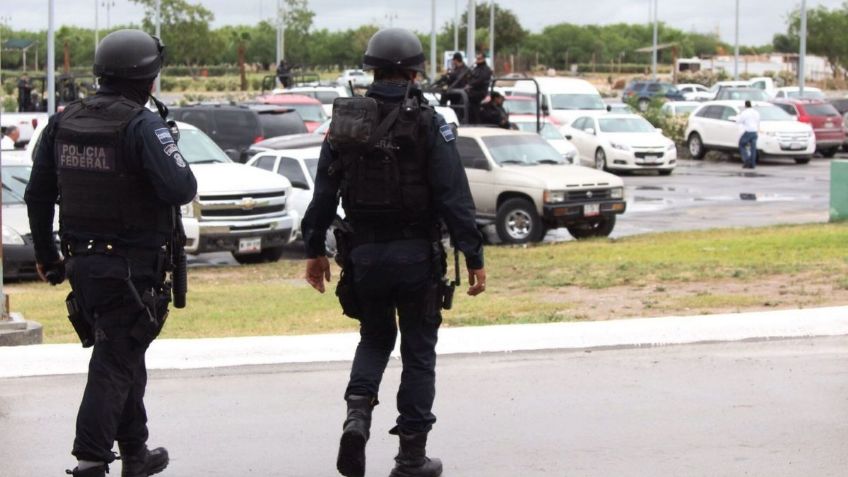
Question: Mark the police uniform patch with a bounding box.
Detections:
[439,124,455,142]
[173,153,186,168]
[56,141,116,173]
[163,144,179,157]
[154,128,174,145]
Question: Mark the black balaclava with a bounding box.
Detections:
[100,76,154,106]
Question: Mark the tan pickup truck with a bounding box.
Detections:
[456,128,627,243]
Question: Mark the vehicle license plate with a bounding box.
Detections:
[238,237,262,254]
[584,203,600,217]
[790,142,803,150]
[826,122,834,128]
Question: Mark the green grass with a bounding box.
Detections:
[7,223,848,344]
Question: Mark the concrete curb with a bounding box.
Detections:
[1,306,847,379]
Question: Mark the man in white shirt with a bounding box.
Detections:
[736,100,760,169]
[1,126,20,149]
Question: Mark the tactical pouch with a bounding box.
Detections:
[129,286,170,346]
[66,292,95,348]
[328,97,380,151]
[336,268,362,319]
[439,278,456,311]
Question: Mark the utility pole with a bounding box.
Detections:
[799,0,807,96]
[430,0,437,81]
[154,0,161,94]
[651,0,658,80]
[103,1,115,30]
[734,0,740,80]
[48,0,56,115]
[276,0,286,67]
[94,0,99,55]
[454,0,459,51]
[466,0,475,64]
[489,1,495,73]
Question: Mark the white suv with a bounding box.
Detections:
[685,101,815,164]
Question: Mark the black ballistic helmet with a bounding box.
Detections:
[94,29,165,80]
[362,28,426,73]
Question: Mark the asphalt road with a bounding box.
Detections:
[2,337,846,476]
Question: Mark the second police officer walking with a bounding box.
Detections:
[24,29,197,477]
[301,28,487,477]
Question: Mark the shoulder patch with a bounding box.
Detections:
[439,124,456,142]
[154,128,174,145]
[173,152,187,168]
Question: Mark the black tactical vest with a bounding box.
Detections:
[55,95,172,238]
[328,94,436,239]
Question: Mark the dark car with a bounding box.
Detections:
[622,80,685,111]
[772,99,845,157]
[169,104,307,162]
[715,87,769,102]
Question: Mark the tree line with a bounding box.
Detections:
[0,0,839,77]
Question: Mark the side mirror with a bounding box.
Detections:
[565,134,573,140]
[541,103,550,115]
[606,105,612,112]
[584,128,595,135]
[290,179,310,190]
[472,157,491,170]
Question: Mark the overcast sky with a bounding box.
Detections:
[3,0,844,46]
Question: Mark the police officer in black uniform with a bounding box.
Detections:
[301,28,486,477]
[466,53,493,124]
[24,29,197,477]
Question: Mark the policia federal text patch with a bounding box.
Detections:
[57,142,117,173]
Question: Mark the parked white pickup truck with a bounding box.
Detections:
[26,120,296,263]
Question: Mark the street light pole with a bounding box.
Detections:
[489,1,495,73]
[651,0,658,80]
[430,0,437,81]
[466,0,475,63]
[94,0,99,55]
[47,0,56,115]
[454,0,459,52]
[154,0,161,95]
[799,0,807,96]
[734,0,740,80]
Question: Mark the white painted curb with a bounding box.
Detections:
[2,306,847,379]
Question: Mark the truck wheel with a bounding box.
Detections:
[687,133,706,159]
[232,246,284,265]
[496,198,543,244]
[795,157,811,164]
[820,147,838,158]
[567,215,616,240]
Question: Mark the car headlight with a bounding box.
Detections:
[610,142,630,151]
[2,225,26,245]
[666,142,676,151]
[610,187,624,199]
[544,191,566,203]
[180,197,199,218]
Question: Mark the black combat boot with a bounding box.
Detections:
[65,463,108,477]
[118,445,169,477]
[388,429,443,477]
[336,395,376,477]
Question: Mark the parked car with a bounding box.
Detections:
[256,94,329,132]
[622,80,685,111]
[773,86,825,100]
[605,102,636,114]
[748,77,777,97]
[685,101,815,164]
[705,81,751,100]
[337,69,373,88]
[2,152,58,280]
[661,101,701,117]
[566,114,676,175]
[771,99,845,157]
[281,86,350,117]
[169,104,306,162]
[511,77,607,126]
[456,127,626,243]
[675,83,711,101]
[510,116,578,164]
[828,98,848,151]
[715,87,769,102]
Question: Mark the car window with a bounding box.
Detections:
[214,110,261,149]
[754,105,794,121]
[804,103,839,116]
[598,117,656,133]
[278,157,309,187]
[289,104,327,123]
[704,106,724,119]
[481,134,566,166]
[456,137,488,169]
[549,94,605,110]
[788,90,825,100]
[254,155,276,171]
[177,110,213,134]
[303,158,318,180]
[2,165,31,204]
[776,91,785,98]
[504,98,536,115]
[775,103,797,116]
[178,129,232,164]
[719,107,736,121]
[571,117,586,130]
[679,86,691,93]
[257,111,308,138]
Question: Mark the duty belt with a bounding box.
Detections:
[350,224,439,247]
[63,239,164,265]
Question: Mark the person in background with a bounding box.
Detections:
[1,125,21,149]
[478,92,510,129]
[18,74,33,112]
[736,100,760,169]
[466,53,492,124]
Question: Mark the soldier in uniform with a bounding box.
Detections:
[466,53,493,124]
[301,28,486,477]
[24,29,197,477]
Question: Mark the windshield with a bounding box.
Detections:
[754,105,794,121]
[304,158,319,180]
[482,134,566,166]
[549,94,606,110]
[514,121,564,140]
[673,104,698,115]
[788,90,825,100]
[289,104,327,122]
[178,129,232,164]
[718,89,769,101]
[2,165,31,204]
[504,99,536,115]
[598,117,656,133]
[294,91,340,105]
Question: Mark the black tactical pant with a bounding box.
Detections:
[345,239,441,434]
[66,252,163,463]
